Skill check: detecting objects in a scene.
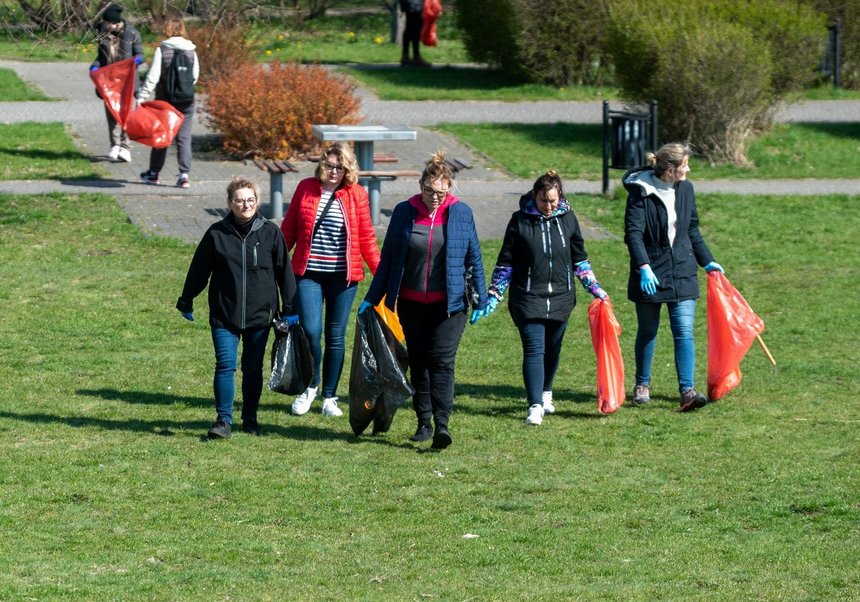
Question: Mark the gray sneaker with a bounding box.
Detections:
[679,389,708,412]
[632,384,651,405]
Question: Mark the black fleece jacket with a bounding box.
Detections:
[176,213,296,329]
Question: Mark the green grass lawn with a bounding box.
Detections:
[435,122,860,181]
[0,191,856,599]
[0,67,50,100]
[0,122,103,180]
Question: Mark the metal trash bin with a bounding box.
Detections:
[602,100,658,194]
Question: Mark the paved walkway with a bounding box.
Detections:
[1,60,858,243]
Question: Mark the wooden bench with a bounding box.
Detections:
[308,152,400,164]
[445,157,473,174]
[244,157,299,220]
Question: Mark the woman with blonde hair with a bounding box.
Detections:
[281,141,380,418]
[359,150,487,449]
[138,17,199,188]
[477,170,608,425]
[623,143,724,412]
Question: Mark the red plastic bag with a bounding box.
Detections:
[124,101,185,148]
[707,272,765,401]
[89,57,137,126]
[421,0,442,46]
[588,298,625,414]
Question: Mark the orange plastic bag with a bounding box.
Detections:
[588,299,625,414]
[89,57,137,126]
[374,295,405,343]
[707,272,765,401]
[124,100,185,148]
[421,0,442,46]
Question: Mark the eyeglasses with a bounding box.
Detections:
[323,161,343,172]
[422,186,449,198]
[232,197,257,207]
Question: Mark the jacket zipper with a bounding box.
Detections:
[241,236,248,328]
[339,197,352,282]
[423,208,437,300]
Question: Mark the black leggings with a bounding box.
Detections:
[402,11,422,57]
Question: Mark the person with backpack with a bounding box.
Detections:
[89,3,143,163]
[137,17,199,189]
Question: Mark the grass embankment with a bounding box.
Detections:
[0,191,856,599]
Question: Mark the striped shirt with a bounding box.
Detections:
[307,191,348,272]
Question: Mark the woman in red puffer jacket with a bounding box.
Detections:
[281,141,380,419]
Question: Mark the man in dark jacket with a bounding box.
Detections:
[89,3,143,163]
[399,0,429,66]
[623,143,724,412]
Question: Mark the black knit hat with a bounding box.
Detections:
[103,4,123,23]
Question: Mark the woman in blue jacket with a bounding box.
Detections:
[360,150,487,449]
[479,170,608,426]
[623,143,724,412]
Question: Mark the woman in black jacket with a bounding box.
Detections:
[477,170,608,426]
[623,143,724,412]
[177,177,297,438]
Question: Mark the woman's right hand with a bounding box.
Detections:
[358,300,373,314]
[639,265,659,295]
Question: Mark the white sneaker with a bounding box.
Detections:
[117,147,132,162]
[107,145,120,161]
[291,386,317,416]
[525,404,544,426]
[321,397,343,417]
[542,390,555,414]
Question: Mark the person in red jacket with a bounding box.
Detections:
[281,142,380,418]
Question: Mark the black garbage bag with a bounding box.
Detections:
[268,320,314,396]
[348,309,413,436]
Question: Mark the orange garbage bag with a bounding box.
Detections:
[421,0,442,46]
[707,271,765,401]
[89,57,137,126]
[374,295,405,343]
[124,101,185,148]
[588,298,625,414]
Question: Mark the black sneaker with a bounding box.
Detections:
[409,423,432,442]
[431,425,452,449]
[241,420,261,436]
[679,389,708,413]
[207,419,232,439]
[140,170,160,185]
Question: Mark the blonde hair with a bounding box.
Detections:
[315,141,359,186]
[646,143,691,177]
[164,18,187,38]
[226,176,260,205]
[532,169,564,199]
[421,148,453,189]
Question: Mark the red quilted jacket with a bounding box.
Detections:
[281,177,380,282]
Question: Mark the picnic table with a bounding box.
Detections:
[312,124,418,225]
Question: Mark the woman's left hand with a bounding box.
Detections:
[704,261,724,274]
[593,287,608,301]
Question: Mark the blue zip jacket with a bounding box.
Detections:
[365,194,487,315]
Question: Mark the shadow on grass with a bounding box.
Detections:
[344,65,527,92]
[0,409,209,437]
[78,387,210,408]
[789,122,860,140]
[455,382,605,420]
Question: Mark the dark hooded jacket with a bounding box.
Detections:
[495,193,590,324]
[623,167,714,303]
[176,213,296,329]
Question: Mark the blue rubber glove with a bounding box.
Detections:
[639,265,659,296]
[284,314,300,326]
[469,309,484,325]
[134,55,143,65]
[704,261,724,274]
[358,300,372,314]
[484,296,499,315]
[180,311,194,321]
[593,287,608,300]
[90,65,99,72]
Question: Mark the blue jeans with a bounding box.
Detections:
[211,325,271,424]
[517,319,567,406]
[296,274,358,398]
[634,300,697,394]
